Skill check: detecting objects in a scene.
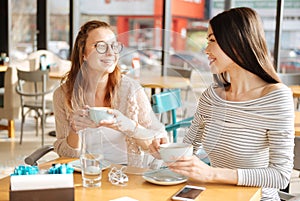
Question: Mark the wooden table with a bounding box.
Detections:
[294,111,300,137]
[0,65,8,72]
[288,87,300,133]
[0,157,261,201]
[137,75,190,89]
[289,85,300,98]
[134,74,190,98]
[49,67,69,80]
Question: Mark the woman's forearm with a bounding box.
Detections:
[210,168,238,184]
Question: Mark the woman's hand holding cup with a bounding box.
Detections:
[70,105,97,133]
[149,137,168,159]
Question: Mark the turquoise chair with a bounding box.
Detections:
[152,88,193,142]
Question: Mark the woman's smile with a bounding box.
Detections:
[100,58,115,65]
[208,56,216,66]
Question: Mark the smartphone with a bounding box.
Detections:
[172,185,206,201]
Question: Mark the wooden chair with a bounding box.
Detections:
[15,69,55,145]
[24,145,55,166]
[0,66,20,137]
[27,49,70,71]
[152,88,193,142]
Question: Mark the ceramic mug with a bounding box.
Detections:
[88,107,114,124]
[159,143,193,163]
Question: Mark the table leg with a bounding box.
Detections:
[8,120,15,138]
[0,120,15,138]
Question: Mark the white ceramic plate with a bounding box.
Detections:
[69,159,111,172]
[142,169,187,185]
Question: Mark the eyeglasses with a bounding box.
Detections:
[94,41,123,54]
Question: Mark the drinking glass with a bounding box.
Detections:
[79,128,103,187]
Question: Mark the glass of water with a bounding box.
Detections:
[79,128,103,187]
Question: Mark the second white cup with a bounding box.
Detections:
[159,143,193,163]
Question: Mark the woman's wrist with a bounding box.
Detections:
[126,120,139,137]
[132,121,139,134]
[210,168,238,184]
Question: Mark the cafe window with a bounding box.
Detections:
[10,0,300,74]
[10,0,37,61]
[49,0,70,60]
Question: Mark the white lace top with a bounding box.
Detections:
[53,75,167,165]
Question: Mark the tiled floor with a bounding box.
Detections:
[0,115,300,197]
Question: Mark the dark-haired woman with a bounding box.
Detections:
[150,7,294,200]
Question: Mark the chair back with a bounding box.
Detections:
[152,89,192,142]
[152,88,182,114]
[16,69,49,105]
[278,73,300,86]
[27,50,63,70]
[15,69,53,145]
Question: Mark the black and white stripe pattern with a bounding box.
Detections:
[184,84,295,201]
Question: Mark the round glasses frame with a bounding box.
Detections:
[94,41,123,54]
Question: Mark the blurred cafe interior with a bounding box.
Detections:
[0,0,300,200]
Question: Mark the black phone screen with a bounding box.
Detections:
[175,186,204,199]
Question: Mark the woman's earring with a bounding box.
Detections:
[83,60,87,67]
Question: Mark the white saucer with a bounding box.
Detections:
[142,169,187,185]
[69,159,111,172]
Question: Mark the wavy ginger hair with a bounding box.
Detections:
[62,20,121,111]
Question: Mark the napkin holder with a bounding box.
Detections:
[9,174,74,201]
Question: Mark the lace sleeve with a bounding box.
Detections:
[53,87,80,157]
[129,86,167,139]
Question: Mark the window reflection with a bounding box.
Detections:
[11,0,37,61]
[9,0,300,74]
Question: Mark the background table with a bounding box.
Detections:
[295,111,300,137]
[289,85,300,98]
[0,65,8,72]
[137,75,190,89]
[49,68,190,94]
[0,157,261,201]
[135,75,190,99]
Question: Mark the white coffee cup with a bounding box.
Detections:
[159,143,193,163]
[89,107,114,124]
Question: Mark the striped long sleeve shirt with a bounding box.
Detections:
[183,84,295,201]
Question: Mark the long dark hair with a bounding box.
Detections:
[210,7,280,86]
